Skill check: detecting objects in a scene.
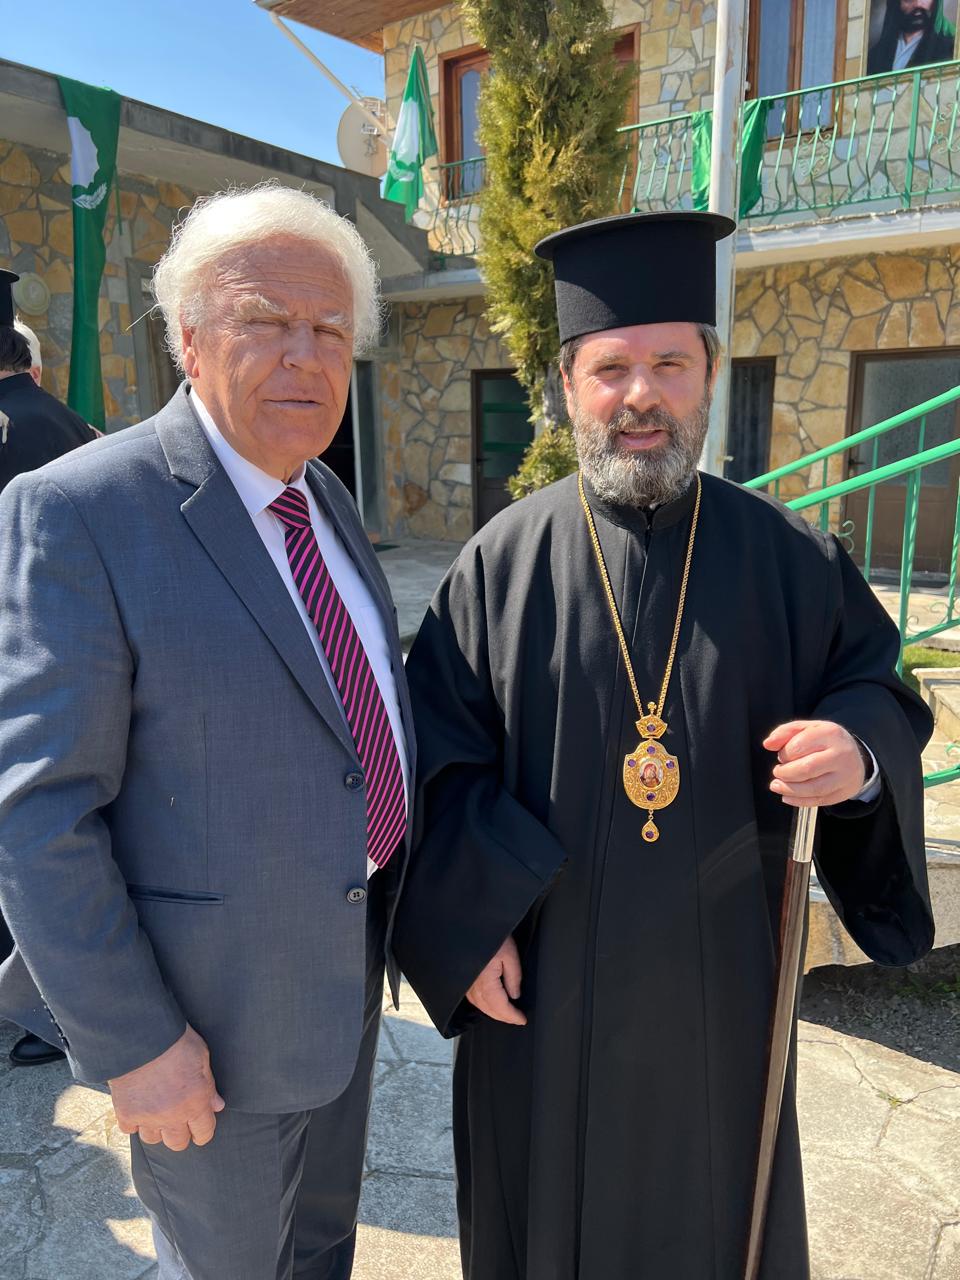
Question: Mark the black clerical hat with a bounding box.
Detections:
[534,212,736,345]
[0,269,18,328]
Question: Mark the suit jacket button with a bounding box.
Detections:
[345,772,364,791]
[346,886,367,904]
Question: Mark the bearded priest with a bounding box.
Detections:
[393,212,934,1280]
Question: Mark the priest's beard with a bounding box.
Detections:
[571,390,711,508]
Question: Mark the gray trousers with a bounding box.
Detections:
[131,885,387,1280]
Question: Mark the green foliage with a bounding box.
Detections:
[462,0,631,427]
[507,423,579,499]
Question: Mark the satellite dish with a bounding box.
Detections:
[337,99,389,178]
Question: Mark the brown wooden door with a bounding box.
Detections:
[844,350,960,575]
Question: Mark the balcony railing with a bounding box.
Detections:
[426,63,960,253]
[431,157,486,257]
[618,60,960,222]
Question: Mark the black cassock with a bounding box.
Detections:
[393,471,934,1280]
[0,372,96,495]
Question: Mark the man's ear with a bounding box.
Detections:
[560,362,576,422]
[181,323,200,381]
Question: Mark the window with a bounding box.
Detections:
[748,0,845,130]
[614,27,641,126]
[440,46,490,199]
[727,358,776,483]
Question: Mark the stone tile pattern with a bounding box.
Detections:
[381,296,510,539]
[3,994,959,1279]
[0,138,196,433]
[732,247,960,500]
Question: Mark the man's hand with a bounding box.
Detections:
[465,936,527,1026]
[108,1024,225,1151]
[764,720,867,808]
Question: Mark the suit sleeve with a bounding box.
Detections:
[811,538,935,967]
[0,474,187,1081]
[391,550,567,1037]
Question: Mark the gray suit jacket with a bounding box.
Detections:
[0,386,415,1112]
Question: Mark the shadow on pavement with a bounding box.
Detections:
[801,942,960,1074]
[0,1018,156,1280]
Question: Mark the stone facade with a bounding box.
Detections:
[379,295,511,539]
[732,246,960,497]
[0,137,196,432]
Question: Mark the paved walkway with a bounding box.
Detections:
[2,988,959,1279]
[3,545,959,1278]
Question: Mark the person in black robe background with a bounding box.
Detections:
[392,213,934,1279]
[0,273,97,496]
[0,269,96,1065]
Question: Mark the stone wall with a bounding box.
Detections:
[379,295,511,539]
[0,138,196,431]
[733,245,960,496]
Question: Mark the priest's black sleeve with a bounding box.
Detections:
[811,539,935,966]
[392,551,567,1038]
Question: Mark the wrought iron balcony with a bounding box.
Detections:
[425,61,960,256]
[430,157,486,258]
[619,60,960,221]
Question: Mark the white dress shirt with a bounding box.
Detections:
[191,392,409,877]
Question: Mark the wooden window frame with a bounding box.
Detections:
[746,0,848,134]
[439,43,490,164]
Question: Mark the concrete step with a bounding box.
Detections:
[805,845,960,972]
[915,665,960,741]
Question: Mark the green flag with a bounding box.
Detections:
[691,97,771,218]
[382,47,438,222]
[57,76,121,429]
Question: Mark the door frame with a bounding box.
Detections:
[471,367,530,534]
[844,345,960,574]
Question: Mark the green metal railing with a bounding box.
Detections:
[618,59,960,220]
[433,157,485,257]
[790,437,960,788]
[752,412,960,788]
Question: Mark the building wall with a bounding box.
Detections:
[733,245,960,496]
[0,137,196,431]
[379,295,512,539]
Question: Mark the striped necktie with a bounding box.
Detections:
[269,486,406,870]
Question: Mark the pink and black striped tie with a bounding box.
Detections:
[269,486,406,870]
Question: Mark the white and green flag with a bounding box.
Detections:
[57,76,121,429]
[382,47,437,222]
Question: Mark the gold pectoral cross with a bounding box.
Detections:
[622,705,681,844]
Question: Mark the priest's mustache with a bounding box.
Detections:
[609,406,679,436]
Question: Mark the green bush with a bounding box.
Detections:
[508,424,579,499]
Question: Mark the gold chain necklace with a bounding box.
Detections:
[578,470,702,844]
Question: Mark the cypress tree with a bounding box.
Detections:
[462,0,631,436]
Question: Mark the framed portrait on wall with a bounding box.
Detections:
[864,0,958,75]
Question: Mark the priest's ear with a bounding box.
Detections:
[558,339,579,422]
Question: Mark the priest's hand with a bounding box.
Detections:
[764,720,866,807]
[465,936,528,1026]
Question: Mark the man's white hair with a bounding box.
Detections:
[13,319,41,371]
[152,183,382,373]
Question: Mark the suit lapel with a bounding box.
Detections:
[155,389,358,761]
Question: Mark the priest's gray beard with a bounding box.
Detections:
[571,390,711,508]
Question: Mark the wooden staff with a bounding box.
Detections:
[744,805,819,1280]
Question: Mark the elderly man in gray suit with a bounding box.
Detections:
[0,184,414,1280]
